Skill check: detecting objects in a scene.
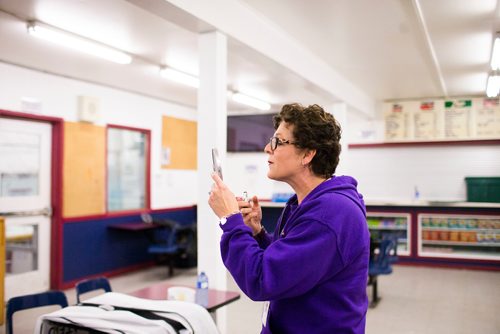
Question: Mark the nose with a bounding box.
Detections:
[264,142,272,154]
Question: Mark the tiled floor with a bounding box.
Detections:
[3,265,500,333]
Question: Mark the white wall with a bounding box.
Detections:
[3,62,498,205]
[227,143,500,203]
[226,119,500,203]
[0,62,197,209]
[343,145,500,202]
[225,152,292,200]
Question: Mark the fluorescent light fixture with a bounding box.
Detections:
[159,67,199,88]
[230,92,271,111]
[486,72,500,97]
[492,37,500,70]
[27,22,132,64]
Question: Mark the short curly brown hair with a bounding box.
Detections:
[273,103,342,178]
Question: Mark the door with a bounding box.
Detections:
[0,117,52,300]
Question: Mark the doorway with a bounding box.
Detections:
[0,115,55,299]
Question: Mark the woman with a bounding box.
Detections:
[208,103,369,334]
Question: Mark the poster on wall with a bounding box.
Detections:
[381,98,499,143]
[414,101,438,140]
[444,99,471,139]
[475,98,500,138]
[384,104,409,141]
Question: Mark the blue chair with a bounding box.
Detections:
[75,277,112,303]
[147,217,196,277]
[6,290,68,334]
[367,239,395,307]
[383,235,399,264]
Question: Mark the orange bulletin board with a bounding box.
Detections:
[161,116,197,170]
[63,122,106,218]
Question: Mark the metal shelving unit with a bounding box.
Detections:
[367,212,411,256]
[418,213,500,260]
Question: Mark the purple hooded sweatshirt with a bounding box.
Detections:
[220,175,369,334]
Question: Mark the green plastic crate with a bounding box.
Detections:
[465,177,500,203]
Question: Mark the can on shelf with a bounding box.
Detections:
[439,231,449,241]
[459,231,470,242]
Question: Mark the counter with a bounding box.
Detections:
[261,199,500,209]
[260,199,500,270]
[364,200,500,209]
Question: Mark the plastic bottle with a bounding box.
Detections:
[195,271,209,307]
[414,186,420,202]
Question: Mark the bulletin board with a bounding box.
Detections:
[63,122,106,217]
[161,116,197,170]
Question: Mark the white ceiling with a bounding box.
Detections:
[243,0,500,101]
[1,0,499,117]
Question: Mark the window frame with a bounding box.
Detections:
[105,124,151,215]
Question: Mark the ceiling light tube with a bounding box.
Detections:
[491,36,500,70]
[486,72,500,97]
[27,22,132,65]
[230,92,271,111]
[159,67,199,88]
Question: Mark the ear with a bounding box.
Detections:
[302,149,317,166]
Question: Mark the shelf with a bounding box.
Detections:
[348,139,500,149]
[368,226,407,230]
[422,240,499,247]
[260,201,286,208]
[366,212,411,257]
[417,212,500,264]
[420,248,500,260]
[421,227,499,232]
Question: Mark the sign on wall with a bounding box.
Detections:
[383,98,500,141]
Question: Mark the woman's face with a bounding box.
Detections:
[264,122,303,182]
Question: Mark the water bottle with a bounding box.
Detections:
[195,271,209,307]
[414,186,420,202]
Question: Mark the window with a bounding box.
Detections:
[107,126,149,212]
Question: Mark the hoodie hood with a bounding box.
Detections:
[287,175,366,216]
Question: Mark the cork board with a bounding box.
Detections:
[63,122,106,217]
[161,116,197,170]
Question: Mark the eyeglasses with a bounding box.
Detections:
[269,136,297,151]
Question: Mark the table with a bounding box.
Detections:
[108,222,160,231]
[128,282,241,314]
[107,222,162,243]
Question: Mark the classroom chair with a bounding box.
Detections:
[367,239,395,308]
[75,276,112,303]
[146,216,196,277]
[6,290,68,334]
[382,235,399,264]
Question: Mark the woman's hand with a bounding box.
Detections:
[239,195,263,235]
[208,173,240,219]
